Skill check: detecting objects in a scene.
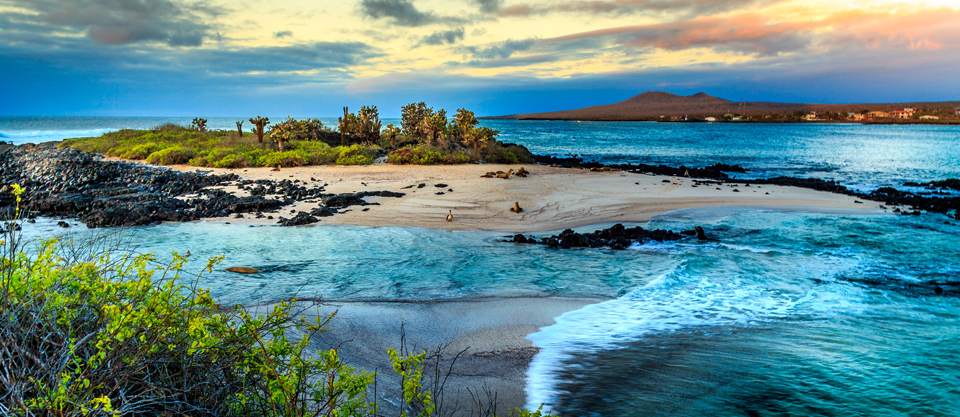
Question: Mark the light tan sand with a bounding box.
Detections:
[251,297,605,416]
[172,163,883,232]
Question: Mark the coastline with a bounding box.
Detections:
[170,163,879,233]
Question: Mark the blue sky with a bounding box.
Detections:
[2,0,959,117]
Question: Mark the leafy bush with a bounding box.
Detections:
[0,238,375,416]
[213,153,253,168]
[335,145,375,165]
[145,146,195,165]
[121,142,165,160]
[260,150,308,167]
[483,142,534,164]
[388,145,444,165]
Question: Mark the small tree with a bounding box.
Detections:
[249,116,270,144]
[465,126,498,156]
[421,109,447,147]
[401,102,431,141]
[191,117,208,132]
[383,123,401,147]
[356,105,382,144]
[339,107,358,147]
[235,120,243,138]
[450,108,478,142]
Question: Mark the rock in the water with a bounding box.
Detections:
[225,266,261,274]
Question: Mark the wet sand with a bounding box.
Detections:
[172,163,880,232]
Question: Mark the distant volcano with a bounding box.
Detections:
[485,91,958,121]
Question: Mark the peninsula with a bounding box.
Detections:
[486,91,960,123]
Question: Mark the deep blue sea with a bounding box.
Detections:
[7,116,960,416]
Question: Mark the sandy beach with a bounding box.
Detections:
[183,162,886,415]
[173,163,881,232]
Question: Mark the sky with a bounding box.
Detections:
[2,0,959,117]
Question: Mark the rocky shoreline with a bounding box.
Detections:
[0,143,403,227]
[533,154,960,219]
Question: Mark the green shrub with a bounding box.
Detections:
[145,146,195,165]
[0,237,375,416]
[388,145,444,165]
[482,142,535,164]
[335,145,375,165]
[260,150,308,167]
[213,153,253,168]
[121,143,165,160]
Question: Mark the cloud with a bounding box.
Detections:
[9,0,216,47]
[497,0,775,18]
[472,0,504,13]
[358,0,454,27]
[274,30,293,38]
[417,27,465,46]
[466,38,537,59]
[540,8,960,58]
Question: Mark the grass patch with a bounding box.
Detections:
[60,126,379,168]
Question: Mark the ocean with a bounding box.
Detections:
[7,116,960,416]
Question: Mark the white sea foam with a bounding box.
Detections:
[0,129,116,144]
[524,264,865,412]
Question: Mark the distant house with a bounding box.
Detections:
[920,115,940,120]
[803,113,818,121]
[866,111,889,119]
[731,116,742,121]
[705,117,717,122]
[848,113,865,121]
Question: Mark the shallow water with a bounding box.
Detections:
[17,207,960,416]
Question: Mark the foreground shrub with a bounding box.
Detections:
[0,237,375,416]
[145,146,195,165]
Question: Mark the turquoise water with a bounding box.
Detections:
[6,116,960,415]
[18,208,960,416]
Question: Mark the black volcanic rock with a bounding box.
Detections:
[510,223,687,250]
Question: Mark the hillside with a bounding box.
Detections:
[486,91,960,121]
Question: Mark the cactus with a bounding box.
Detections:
[191,117,208,132]
[249,116,270,144]
[235,120,243,138]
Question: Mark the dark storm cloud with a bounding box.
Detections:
[274,31,293,38]
[417,27,466,46]
[358,0,460,27]
[7,0,217,47]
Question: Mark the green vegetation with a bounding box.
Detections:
[60,125,375,168]
[60,103,537,167]
[1,186,555,416]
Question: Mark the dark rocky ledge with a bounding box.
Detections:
[509,223,713,250]
[0,143,404,227]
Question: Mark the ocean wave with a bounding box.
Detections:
[0,129,117,143]
[524,264,865,412]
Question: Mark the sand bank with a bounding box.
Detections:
[251,296,605,416]
[172,163,880,232]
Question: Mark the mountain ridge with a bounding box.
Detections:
[484,91,960,121]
